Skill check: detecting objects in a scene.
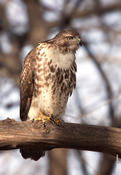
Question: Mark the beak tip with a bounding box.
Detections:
[79,40,83,46]
[79,40,85,46]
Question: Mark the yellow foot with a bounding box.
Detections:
[34,112,51,123]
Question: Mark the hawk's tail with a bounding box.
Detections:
[20,146,45,161]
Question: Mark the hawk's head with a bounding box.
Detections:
[52,29,82,53]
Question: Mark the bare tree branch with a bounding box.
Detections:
[48,2,121,28]
[0,118,121,159]
[83,41,115,121]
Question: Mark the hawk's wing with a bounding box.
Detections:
[20,48,36,121]
[20,47,46,161]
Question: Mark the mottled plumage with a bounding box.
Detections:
[20,29,81,160]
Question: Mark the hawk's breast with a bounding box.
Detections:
[28,43,76,119]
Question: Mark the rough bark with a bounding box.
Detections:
[0,118,121,159]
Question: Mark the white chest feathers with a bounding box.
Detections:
[37,44,75,69]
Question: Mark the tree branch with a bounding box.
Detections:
[0,118,121,158]
[48,2,121,28]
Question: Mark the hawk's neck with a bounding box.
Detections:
[37,43,75,69]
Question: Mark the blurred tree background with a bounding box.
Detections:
[0,0,121,174]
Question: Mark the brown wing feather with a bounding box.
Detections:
[20,48,36,121]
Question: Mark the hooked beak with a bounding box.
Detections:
[77,38,84,46]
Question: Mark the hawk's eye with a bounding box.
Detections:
[66,36,73,40]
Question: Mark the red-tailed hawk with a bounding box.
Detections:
[20,29,81,160]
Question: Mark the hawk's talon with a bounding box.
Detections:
[50,117,62,126]
[32,119,34,123]
[31,113,51,128]
[43,122,47,128]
